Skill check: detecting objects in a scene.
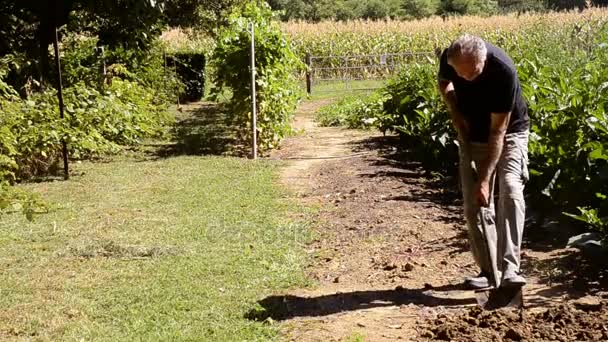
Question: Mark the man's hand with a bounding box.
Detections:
[476,179,490,207]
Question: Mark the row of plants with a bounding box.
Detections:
[0,35,180,217]
[0,1,304,182]
[210,2,302,151]
[316,92,388,129]
[1,1,305,217]
[317,17,608,238]
[161,2,305,153]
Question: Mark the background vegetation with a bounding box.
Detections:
[268,0,593,21]
[313,9,608,239]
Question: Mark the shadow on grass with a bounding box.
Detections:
[246,285,476,321]
[153,102,247,158]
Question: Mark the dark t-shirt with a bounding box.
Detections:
[438,41,529,143]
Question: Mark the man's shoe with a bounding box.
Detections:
[465,271,492,289]
[502,274,526,288]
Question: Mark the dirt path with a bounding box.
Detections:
[266,99,608,341]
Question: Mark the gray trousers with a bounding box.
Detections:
[459,132,529,282]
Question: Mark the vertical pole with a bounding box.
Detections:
[53,26,69,180]
[249,22,257,160]
[98,46,106,89]
[100,46,106,79]
[343,56,349,91]
[173,58,181,108]
[306,53,312,95]
[163,50,168,84]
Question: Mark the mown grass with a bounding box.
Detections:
[305,79,386,101]
[0,146,312,340]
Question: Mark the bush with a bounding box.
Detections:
[517,38,608,232]
[211,1,302,151]
[1,79,173,181]
[381,62,458,173]
[0,180,46,220]
[0,70,47,218]
[316,92,389,129]
[60,33,183,105]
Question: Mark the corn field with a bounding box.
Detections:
[283,8,608,57]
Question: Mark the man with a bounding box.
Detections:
[437,34,530,289]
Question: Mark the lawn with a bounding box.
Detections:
[0,152,312,340]
[305,79,386,101]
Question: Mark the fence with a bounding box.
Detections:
[305,52,434,94]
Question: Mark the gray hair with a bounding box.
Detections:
[447,34,487,64]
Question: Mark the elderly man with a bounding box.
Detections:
[437,34,530,289]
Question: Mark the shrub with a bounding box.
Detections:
[60,33,184,104]
[316,92,389,129]
[211,1,303,152]
[1,79,173,180]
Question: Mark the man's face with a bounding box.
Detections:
[449,54,485,81]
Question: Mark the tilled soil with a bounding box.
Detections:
[422,300,608,341]
[266,99,608,341]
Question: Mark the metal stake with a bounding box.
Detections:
[53,26,69,180]
[249,22,257,160]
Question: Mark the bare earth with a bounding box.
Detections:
[264,99,608,341]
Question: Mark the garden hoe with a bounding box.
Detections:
[471,161,524,311]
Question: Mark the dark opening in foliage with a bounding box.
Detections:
[167,53,206,103]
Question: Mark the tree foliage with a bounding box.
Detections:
[268,0,598,21]
[0,0,167,92]
[164,0,249,34]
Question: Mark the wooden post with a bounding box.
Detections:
[306,53,312,95]
[53,26,69,180]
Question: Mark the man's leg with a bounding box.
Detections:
[460,142,497,287]
[496,132,529,285]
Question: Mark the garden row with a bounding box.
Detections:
[315,12,608,237]
[1,2,302,218]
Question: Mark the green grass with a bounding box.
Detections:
[0,155,312,340]
[304,79,386,101]
[346,332,367,342]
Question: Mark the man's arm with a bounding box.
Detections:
[438,79,468,141]
[478,112,510,185]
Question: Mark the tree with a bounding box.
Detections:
[0,0,166,89]
[0,0,79,88]
[266,0,351,21]
[403,0,441,18]
[361,0,390,20]
[72,0,165,49]
[164,0,248,34]
[441,0,498,14]
[545,0,586,9]
[335,1,362,21]
[498,0,547,11]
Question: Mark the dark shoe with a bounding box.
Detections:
[502,274,526,288]
[465,271,491,289]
